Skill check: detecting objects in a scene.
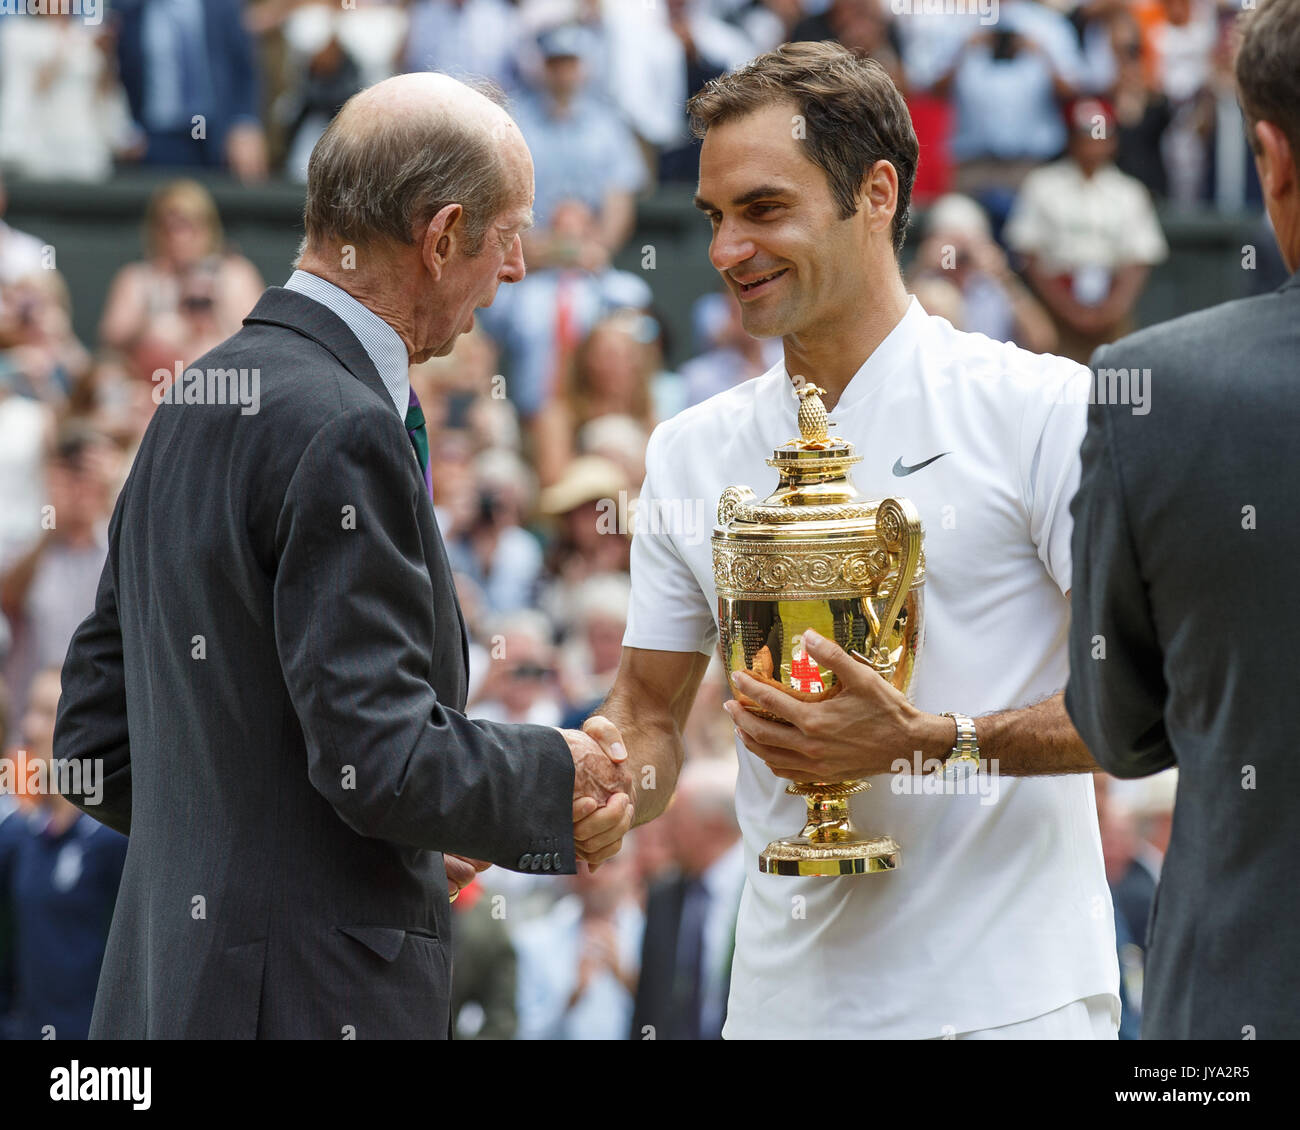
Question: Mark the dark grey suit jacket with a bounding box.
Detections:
[53,287,576,1039]
[1066,271,1300,1040]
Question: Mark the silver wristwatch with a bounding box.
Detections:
[940,712,981,773]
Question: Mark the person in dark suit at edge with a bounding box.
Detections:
[52,73,635,1039]
[1066,0,1300,1040]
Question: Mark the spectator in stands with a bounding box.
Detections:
[0,177,48,289]
[0,369,54,571]
[514,850,643,1040]
[98,180,264,380]
[468,611,567,728]
[558,571,630,729]
[530,309,662,485]
[0,8,134,182]
[0,423,114,722]
[0,270,92,408]
[476,198,652,469]
[1112,8,1173,199]
[726,0,804,55]
[585,0,752,173]
[536,454,631,626]
[576,412,649,497]
[0,665,128,1040]
[513,26,645,258]
[1108,769,1175,950]
[789,0,905,89]
[1144,0,1217,204]
[655,0,759,181]
[112,0,269,181]
[446,448,545,614]
[278,10,366,183]
[680,288,782,407]
[909,193,1058,353]
[403,0,521,89]
[1004,96,1168,362]
[631,757,743,1040]
[931,0,1085,217]
[0,424,115,724]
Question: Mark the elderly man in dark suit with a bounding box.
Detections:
[1066,0,1300,1040]
[52,73,634,1039]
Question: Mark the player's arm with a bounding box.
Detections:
[582,646,712,826]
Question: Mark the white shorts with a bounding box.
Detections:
[951,993,1120,1040]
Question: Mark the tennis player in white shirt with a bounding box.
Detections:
[582,41,1120,1039]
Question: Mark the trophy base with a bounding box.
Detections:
[757,780,899,876]
[758,835,900,876]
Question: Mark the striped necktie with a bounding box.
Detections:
[405,387,433,499]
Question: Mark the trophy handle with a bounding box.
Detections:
[863,497,922,673]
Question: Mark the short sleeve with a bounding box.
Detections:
[1003,173,1052,257]
[1020,362,1091,594]
[1118,181,1169,266]
[622,427,718,656]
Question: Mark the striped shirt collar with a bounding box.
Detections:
[284,270,410,419]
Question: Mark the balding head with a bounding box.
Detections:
[302,72,531,257]
[299,72,534,361]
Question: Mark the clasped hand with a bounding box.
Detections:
[724,629,932,782]
[564,715,635,869]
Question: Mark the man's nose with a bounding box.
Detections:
[709,219,755,276]
[503,234,526,284]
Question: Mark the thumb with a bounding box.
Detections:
[801,628,865,685]
[583,714,626,762]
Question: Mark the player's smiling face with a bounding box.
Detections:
[695,99,873,341]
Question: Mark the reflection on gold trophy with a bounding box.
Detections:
[712,385,925,876]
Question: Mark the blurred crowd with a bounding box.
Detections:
[0,0,1263,1039]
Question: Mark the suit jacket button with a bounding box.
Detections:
[541,853,553,871]
[531,854,543,871]
[518,853,532,869]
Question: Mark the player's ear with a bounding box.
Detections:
[861,160,898,239]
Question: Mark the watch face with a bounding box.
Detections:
[941,755,980,784]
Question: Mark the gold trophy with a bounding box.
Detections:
[712,384,925,876]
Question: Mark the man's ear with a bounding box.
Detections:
[861,159,899,239]
[1253,119,1296,204]
[419,202,464,282]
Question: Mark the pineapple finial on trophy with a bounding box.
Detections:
[794,383,830,447]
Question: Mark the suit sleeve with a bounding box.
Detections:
[273,406,576,869]
[52,492,133,836]
[1065,348,1176,778]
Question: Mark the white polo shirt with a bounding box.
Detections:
[624,297,1120,1039]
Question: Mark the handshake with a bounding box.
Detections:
[444,716,633,900]
[565,715,635,869]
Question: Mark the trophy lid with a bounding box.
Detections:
[715,384,875,534]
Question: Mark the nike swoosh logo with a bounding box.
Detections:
[892,452,950,477]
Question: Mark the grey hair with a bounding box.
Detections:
[300,77,513,258]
